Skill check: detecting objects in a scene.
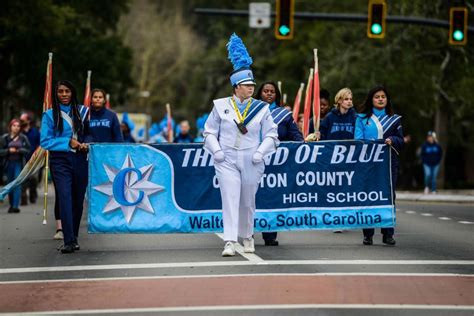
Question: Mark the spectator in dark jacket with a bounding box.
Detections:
[421,131,442,194]
[0,119,31,213]
[174,120,194,143]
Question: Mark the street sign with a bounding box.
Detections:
[249,2,271,28]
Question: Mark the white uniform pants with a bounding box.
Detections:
[214,146,265,242]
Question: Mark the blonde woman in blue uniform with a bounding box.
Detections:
[204,34,279,257]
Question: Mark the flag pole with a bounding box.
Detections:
[312,49,321,134]
[166,103,173,143]
[42,52,53,225]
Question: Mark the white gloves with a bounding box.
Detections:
[256,137,277,157]
[204,134,222,154]
[214,150,225,163]
[252,151,263,164]
[204,134,225,163]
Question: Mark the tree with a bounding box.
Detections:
[0,0,133,128]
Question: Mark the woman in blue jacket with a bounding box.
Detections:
[355,86,403,246]
[40,80,90,253]
[256,81,304,246]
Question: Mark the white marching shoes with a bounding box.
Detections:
[222,241,236,257]
[243,237,255,253]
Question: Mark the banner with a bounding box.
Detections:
[88,141,394,233]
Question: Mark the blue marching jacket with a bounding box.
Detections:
[40,105,89,151]
[355,108,404,169]
[270,104,304,141]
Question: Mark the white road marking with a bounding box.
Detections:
[458,221,473,224]
[421,213,433,216]
[438,217,451,220]
[405,210,416,214]
[1,272,472,284]
[215,233,264,263]
[1,260,473,275]
[4,304,473,315]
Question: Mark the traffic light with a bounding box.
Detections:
[367,0,387,39]
[449,7,468,45]
[275,0,295,40]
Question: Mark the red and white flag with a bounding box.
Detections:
[42,53,53,112]
[312,49,321,133]
[83,70,92,107]
[292,83,304,123]
[105,93,111,109]
[302,68,314,138]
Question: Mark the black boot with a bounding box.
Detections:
[72,241,80,251]
[363,236,373,245]
[60,244,75,254]
[383,235,396,246]
[264,239,279,246]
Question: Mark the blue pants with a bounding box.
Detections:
[363,168,397,238]
[423,164,440,192]
[49,151,88,246]
[6,160,22,208]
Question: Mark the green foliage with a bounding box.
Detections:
[0,0,132,120]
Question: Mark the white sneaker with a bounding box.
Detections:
[222,242,235,257]
[53,230,64,240]
[424,187,429,194]
[243,237,255,253]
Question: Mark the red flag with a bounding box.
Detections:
[105,93,111,109]
[83,70,92,107]
[292,83,304,123]
[312,49,321,133]
[302,68,314,138]
[42,53,53,112]
[166,103,173,143]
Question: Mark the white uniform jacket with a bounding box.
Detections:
[203,96,279,152]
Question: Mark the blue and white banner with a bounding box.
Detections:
[88,141,394,233]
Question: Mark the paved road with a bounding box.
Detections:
[0,195,473,315]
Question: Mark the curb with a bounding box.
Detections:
[396,193,474,204]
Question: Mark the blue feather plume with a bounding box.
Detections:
[227,33,253,70]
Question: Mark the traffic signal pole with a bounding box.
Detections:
[194,8,474,34]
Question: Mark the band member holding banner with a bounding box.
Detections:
[203,34,279,257]
[256,81,303,246]
[355,85,403,246]
[40,80,90,253]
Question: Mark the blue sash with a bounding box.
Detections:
[271,107,292,125]
[242,99,266,126]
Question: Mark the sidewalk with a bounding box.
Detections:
[396,190,474,204]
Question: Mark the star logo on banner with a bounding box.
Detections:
[93,154,164,223]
